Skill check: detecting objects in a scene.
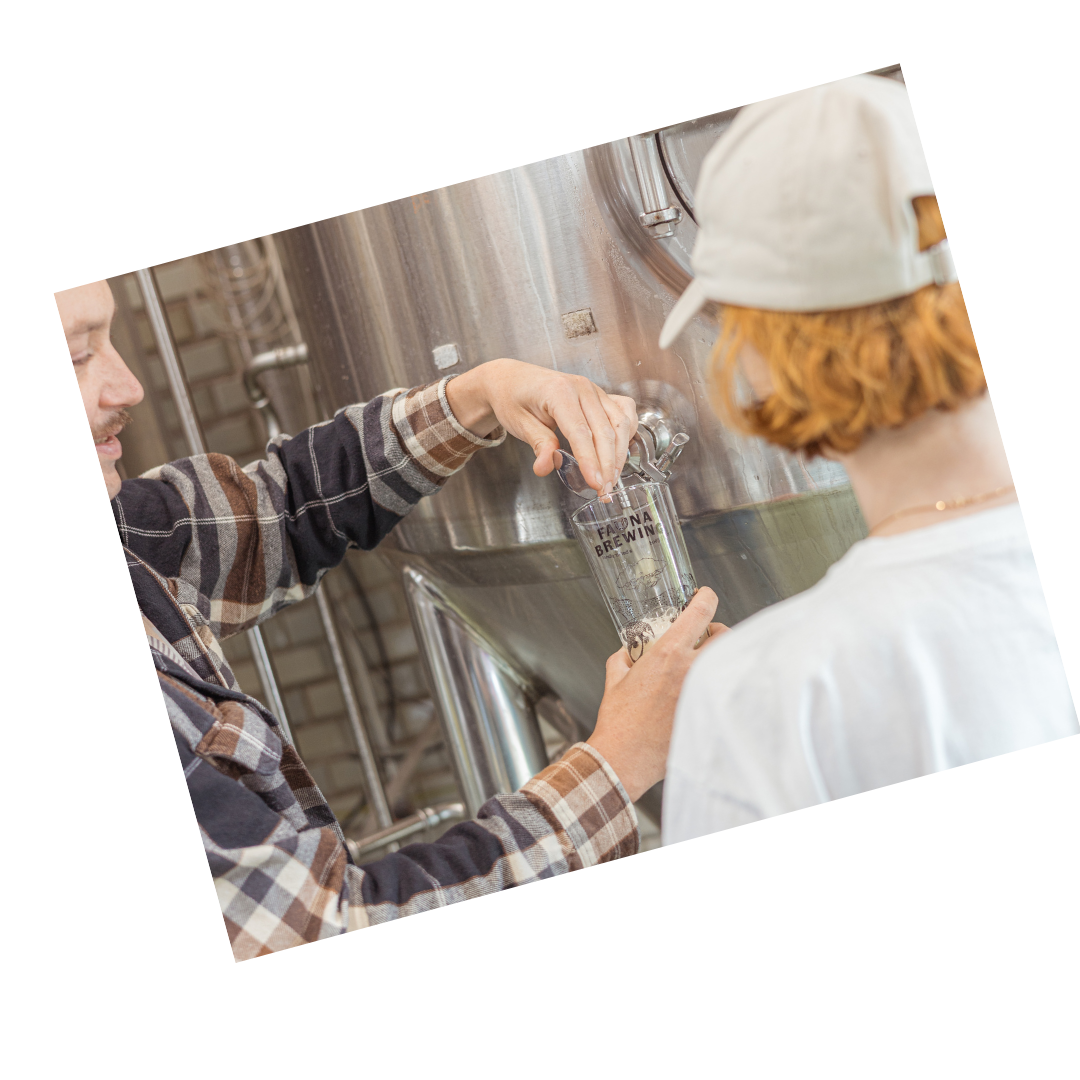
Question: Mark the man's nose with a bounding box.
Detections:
[100,343,145,409]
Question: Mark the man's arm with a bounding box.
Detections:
[114,378,504,642]
[114,362,637,643]
[161,664,635,960]
[162,590,719,960]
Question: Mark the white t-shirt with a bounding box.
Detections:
[663,503,1078,845]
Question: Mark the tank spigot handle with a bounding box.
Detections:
[554,450,599,500]
[655,432,689,475]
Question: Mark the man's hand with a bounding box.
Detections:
[444,358,638,495]
[587,588,727,803]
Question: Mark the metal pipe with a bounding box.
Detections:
[258,234,323,426]
[134,268,206,455]
[402,567,549,817]
[246,620,294,745]
[247,343,309,393]
[339,622,391,753]
[210,248,258,368]
[315,587,394,830]
[345,802,465,862]
[134,266,294,746]
[242,343,310,440]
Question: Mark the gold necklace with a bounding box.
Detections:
[868,484,1016,537]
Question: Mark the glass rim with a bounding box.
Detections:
[569,480,671,524]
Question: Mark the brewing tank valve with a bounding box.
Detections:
[623,426,690,483]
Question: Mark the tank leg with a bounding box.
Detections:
[402,567,549,817]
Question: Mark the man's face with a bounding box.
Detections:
[55,281,144,500]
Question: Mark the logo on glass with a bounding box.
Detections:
[590,509,661,559]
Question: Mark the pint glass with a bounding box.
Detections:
[570,482,701,662]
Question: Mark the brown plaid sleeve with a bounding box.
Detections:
[163,641,640,957]
[160,638,640,961]
[391,376,507,484]
[518,742,639,868]
[345,742,639,931]
[115,378,506,650]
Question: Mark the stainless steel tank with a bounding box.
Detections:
[273,108,867,758]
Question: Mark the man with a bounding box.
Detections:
[657,75,1077,844]
[58,278,719,960]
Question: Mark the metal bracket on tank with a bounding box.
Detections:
[624,428,689,483]
[623,408,690,483]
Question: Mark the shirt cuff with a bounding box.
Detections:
[518,742,639,870]
[390,375,507,486]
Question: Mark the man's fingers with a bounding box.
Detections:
[493,369,639,492]
[513,413,561,477]
[609,394,638,430]
[533,448,559,478]
[577,387,620,490]
[600,394,636,478]
[693,621,731,652]
[551,396,606,491]
[663,588,719,650]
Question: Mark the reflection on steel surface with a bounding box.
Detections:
[402,568,549,817]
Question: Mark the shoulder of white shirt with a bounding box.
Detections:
[684,502,1031,683]
[845,501,1027,569]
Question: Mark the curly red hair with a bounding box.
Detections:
[708,196,986,458]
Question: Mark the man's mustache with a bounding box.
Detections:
[92,409,133,443]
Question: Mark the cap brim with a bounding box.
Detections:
[659,279,708,350]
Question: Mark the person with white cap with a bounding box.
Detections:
[659,74,1077,845]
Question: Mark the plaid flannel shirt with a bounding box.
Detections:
[114,377,638,961]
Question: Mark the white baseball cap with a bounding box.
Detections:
[659,75,957,350]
